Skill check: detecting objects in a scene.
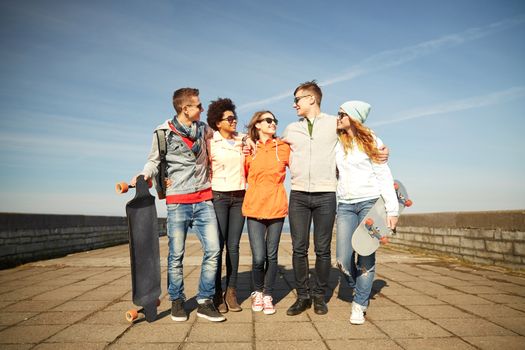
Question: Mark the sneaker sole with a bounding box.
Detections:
[171,315,188,322]
[263,309,276,315]
[286,310,306,316]
[197,312,226,322]
[350,319,365,325]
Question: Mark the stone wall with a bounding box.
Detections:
[2,210,524,270]
[391,210,525,270]
[0,213,166,269]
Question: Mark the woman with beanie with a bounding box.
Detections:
[335,100,399,325]
[242,111,290,315]
[207,98,246,313]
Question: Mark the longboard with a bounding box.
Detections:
[351,180,412,256]
[116,176,161,322]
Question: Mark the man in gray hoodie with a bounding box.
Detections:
[283,81,387,316]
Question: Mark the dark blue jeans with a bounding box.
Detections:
[247,217,284,296]
[212,190,246,291]
[288,190,336,299]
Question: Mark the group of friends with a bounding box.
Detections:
[130,80,398,325]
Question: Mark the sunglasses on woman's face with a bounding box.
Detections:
[337,111,349,120]
[259,117,278,125]
[222,115,237,123]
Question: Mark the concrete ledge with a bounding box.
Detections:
[398,210,525,230]
[392,210,525,270]
[0,213,129,230]
[0,213,166,269]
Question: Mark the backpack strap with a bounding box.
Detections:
[155,129,167,199]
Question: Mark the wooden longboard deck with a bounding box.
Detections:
[125,176,161,322]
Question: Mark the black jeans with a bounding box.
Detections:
[247,217,284,296]
[212,190,246,291]
[288,190,336,299]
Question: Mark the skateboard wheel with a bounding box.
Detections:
[365,218,374,226]
[157,299,161,307]
[405,199,413,207]
[394,182,399,190]
[125,309,138,322]
[116,182,129,194]
[380,236,389,245]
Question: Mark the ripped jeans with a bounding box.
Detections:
[336,198,378,307]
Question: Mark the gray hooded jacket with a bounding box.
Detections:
[142,119,213,196]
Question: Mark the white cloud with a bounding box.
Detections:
[370,86,525,127]
[238,14,525,111]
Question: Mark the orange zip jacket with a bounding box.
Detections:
[242,138,290,219]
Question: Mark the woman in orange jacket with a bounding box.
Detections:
[242,110,290,315]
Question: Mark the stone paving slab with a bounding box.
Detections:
[0,234,524,349]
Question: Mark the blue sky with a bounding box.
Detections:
[1,0,524,217]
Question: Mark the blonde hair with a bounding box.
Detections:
[246,110,276,142]
[337,118,381,163]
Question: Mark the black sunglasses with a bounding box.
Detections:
[337,111,349,120]
[186,103,203,110]
[293,95,312,104]
[221,115,238,123]
[259,117,278,125]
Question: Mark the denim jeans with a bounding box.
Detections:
[289,190,336,298]
[166,200,220,301]
[336,198,378,307]
[247,217,284,297]
[212,190,246,291]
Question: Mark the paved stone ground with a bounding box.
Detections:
[1,234,524,349]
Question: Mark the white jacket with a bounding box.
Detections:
[209,131,246,191]
[335,135,399,216]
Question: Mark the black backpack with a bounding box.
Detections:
[154,129,167,199]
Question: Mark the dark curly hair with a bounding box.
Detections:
[206,98,237,131]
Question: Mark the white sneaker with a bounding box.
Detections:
[251,291,263,312]
[350,302,365,325]
[263,295,276,315]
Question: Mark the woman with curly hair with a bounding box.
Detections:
[335,100,398,325]
[207,98,246,313]
[242,111,290,315]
